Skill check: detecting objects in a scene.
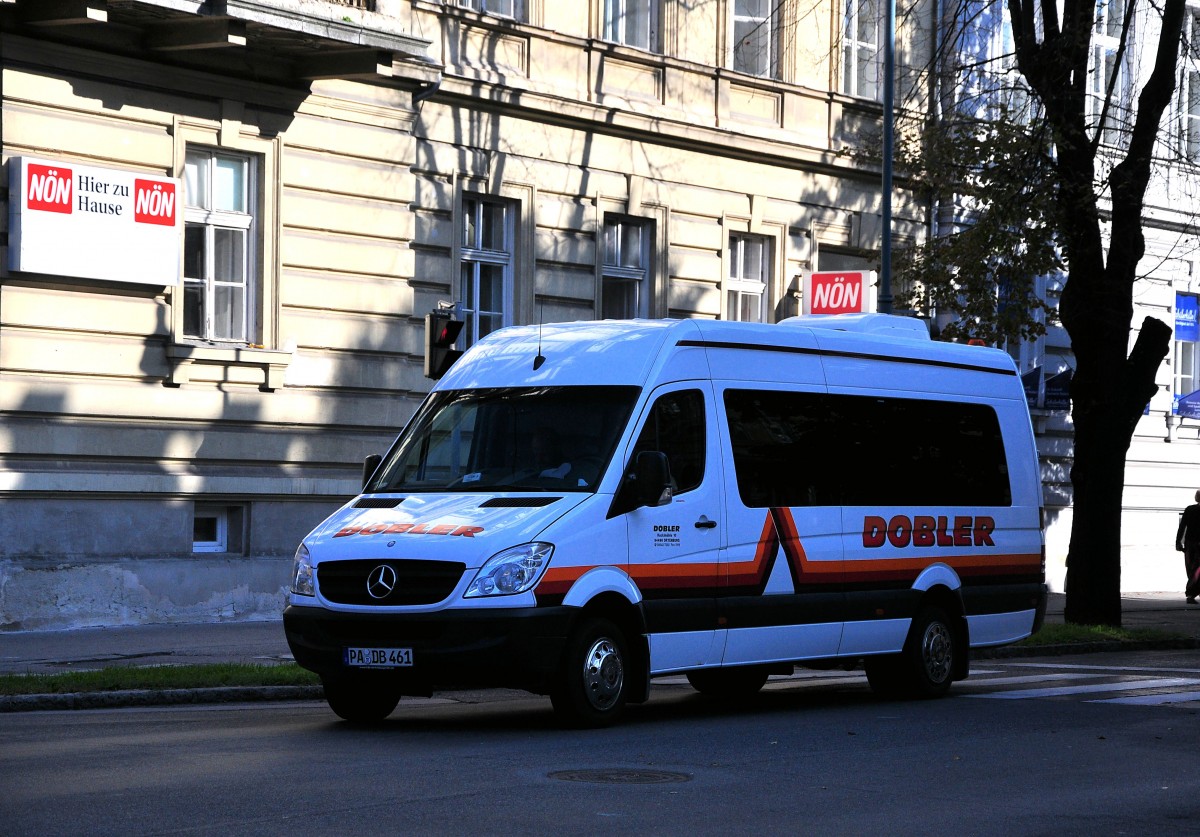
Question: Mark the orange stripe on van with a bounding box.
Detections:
[534,507,1042,597]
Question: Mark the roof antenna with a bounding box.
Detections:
[533,302,546,370]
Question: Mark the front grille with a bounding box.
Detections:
[318,559,466,606]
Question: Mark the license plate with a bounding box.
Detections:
[343,647,413,668]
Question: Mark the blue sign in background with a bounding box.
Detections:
[1177,293,1199,342]
[1044,369,1072,412]
[1176,391,1200,418]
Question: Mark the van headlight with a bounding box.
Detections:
[465,543,553,597]
[291,544,315,597]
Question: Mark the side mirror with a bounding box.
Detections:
[362,454,383,489]
[608,451,674,518]
[634,451,673,508]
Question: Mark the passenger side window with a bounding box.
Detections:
[724,389,1011,508]
[630,390,705,494]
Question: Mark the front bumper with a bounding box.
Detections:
[283,603,575,695]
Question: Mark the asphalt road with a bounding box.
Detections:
[4,651,1200,837]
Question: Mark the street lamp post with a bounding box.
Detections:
[880,0,896,314]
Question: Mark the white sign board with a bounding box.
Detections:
[803,270,876,315]
[8,156,181,286]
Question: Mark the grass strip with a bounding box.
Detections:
[1017,623,1182,647]
[0,663,319,696]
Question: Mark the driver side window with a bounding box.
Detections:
[630,389,705,494]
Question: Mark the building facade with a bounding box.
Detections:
[3,0,1192,631]
[2,0,935,629]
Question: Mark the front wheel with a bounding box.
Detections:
[321,675,401,723]
[550,617,629,728]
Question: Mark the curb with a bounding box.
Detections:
[0,685,325,713]
[976,637,1200,659]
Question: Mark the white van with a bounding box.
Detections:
[284,315,1046,726]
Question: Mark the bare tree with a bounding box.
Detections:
[865,0,1192,624]
[1005,0,1185,625]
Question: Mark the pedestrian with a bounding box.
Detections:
[1176,490,1200,604]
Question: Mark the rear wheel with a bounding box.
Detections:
[866,606,957,699]
[686,666,770,699]
[550,617,629,728]
[321,675,401,723]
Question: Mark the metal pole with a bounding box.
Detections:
[879,0,895,314]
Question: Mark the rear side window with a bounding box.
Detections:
[724,389,1011,508]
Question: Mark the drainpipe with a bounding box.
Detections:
[412,73,443,106]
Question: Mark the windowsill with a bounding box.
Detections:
[166,343,292,391]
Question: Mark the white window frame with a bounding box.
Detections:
[604,0,660,52]
[183,147,256,344]
[460,194,515,348]
[727,232,771,323]
[1089,0,1131,148]
[842,0,881,100]
[457,0,525,19]
[193,505,229,553]
[1183,7,1200,161]
[732,0,781,78]
[601,216,651,319]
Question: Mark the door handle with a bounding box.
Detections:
[695,516,717,529]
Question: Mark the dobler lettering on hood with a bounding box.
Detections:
[334,521,486,538]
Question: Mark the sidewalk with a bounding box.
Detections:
[1,593,1198,710]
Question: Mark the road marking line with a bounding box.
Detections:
[967,677,1200,699]
[1088,690,1200,706]
[959,673,1111,687]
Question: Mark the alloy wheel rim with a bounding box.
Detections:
[921,621,953,684]
[582,637,624,710]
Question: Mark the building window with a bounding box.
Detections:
[842,0,881,100]
[193,504,245,553]
[733,0,780,78]
[604,0,659,51]
[457,0,525,19]
[601,216,651,319]
[1183,8,1200,160]
[1090,0,1131,147]
[461,195,515,347]
[727,233,770,322]
[183,148,255,343]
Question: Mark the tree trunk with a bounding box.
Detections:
[1063,318,1171,626]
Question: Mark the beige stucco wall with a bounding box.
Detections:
[1,0,939,628]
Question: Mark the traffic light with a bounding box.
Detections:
[424,311,464,379]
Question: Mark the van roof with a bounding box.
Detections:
[435,316,1016,391]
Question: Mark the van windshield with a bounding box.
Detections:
[365,386,640,493]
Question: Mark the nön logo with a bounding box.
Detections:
[27,164,73,214]
[134,180,176,226]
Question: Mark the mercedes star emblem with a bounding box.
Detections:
[366,564,398,599]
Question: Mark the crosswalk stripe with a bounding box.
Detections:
[967,677,1200,699]
[960,672,1110,688]
[1088,690,1200,706]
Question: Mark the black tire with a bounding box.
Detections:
[550,617,629,728]
[686,666,770,699]
[321,675,401,723]
[866,606,957,699]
